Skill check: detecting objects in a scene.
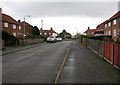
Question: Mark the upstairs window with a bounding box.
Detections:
[44,33,47,35]
[13,24,16,29]
[19,26,21,30]
[49,33,51,35]
[105,24,107,28]
[108,22,111,27]
[114,19,116,25]
[40,33,42,35]
[4,22,8,27]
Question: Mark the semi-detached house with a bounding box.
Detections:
[104,11,120,41]
[2,13,33,37]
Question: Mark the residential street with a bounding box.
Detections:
[2,41,120,83]
[3,41,72,83]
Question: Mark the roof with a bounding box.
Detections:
[21,21,33,27]
[2,13,33,27]
[104,11,120,24]
[84,29,96,33]
[109,11,120,21]
[2,13,19,24]
[40,29,57,34]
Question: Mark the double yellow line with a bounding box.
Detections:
[53,42,73,85]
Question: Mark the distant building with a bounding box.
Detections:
[39,27,58,37]
[84,27,96,36]
[59,29,72,39]
[2,13,33,37]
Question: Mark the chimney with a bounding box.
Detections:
[40,28,42,30]
[88,27,90,30]
[50,27,53,30]
[18,20,21,22]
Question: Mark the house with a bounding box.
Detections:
[2,12,33,37]
[94,21,106,36]
[59,29,72,39]
[2,13,23,37]
[104,11,120,41]
[84,27,96,36]
[40,27,58,37]
[20,21,33,35]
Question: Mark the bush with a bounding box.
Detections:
[2,31,17,46]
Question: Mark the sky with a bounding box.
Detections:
[0,0,120,35]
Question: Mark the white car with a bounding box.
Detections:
[47,36,57,43]
[57,37,62,42]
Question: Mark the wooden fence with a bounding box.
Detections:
[82,38,120,69]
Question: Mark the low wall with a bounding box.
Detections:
[18,38,44,46]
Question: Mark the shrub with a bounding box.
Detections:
[2,31,17,46]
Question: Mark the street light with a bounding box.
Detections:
[23,15,31,38]
[23,15,31,45]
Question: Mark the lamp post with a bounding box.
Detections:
[23,15,31,38]
[23,15,31,45]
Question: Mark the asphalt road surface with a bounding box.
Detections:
[3,41,72,83]
[2,41,120,84]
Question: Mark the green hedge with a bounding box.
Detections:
[2,31,17,46]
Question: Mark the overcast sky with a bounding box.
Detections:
[0,0,120,35]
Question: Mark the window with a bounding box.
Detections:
[40,33,42,35]
[18,33,20,36]
[44,33,47,35]
[91,32,94,34]
[108,22,111,27]
[87,32,89,34]
[13,24,16,29]
[4,22,8,27]
[114,19,116,25]
[105,24,107,28]
[49,33,51,35]
[106,32,107,35]
[109,31,110,35]
[13,32,16,37]
[19,26,21,30]
[114,29,116,37]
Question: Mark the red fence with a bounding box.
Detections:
[114,44,120,68]
[104,42,112,62]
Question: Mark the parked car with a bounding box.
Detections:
[57,37,62,42]
[47,36,57,43]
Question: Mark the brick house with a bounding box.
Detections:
[104,11,120,41]
[40,27,58,37]
[20,21,33,35]
[94,21,106,36]
[84,27,96,36]
[2,13,33,37]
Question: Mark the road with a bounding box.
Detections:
[3,41,72,83]
[2,41,120,84]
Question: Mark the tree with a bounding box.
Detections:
[31,26,40,35]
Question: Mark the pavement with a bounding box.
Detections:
[2,41,120,84]
[2,42,46,55]
[58,41,120,83]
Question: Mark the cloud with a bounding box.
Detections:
[1,2,118,19]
